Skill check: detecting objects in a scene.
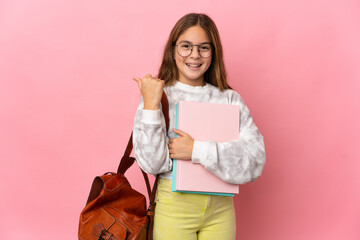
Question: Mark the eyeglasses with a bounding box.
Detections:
[175,41,212,58]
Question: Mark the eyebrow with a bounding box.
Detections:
[178,40,211,45]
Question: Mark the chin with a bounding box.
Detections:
[184,71,206,80]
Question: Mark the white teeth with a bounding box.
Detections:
[186,63,201,67]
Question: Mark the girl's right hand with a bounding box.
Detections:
[133,74,165,110]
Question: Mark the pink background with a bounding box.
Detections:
[1,0,359,239]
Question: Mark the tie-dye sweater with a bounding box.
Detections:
[133,81,265,184]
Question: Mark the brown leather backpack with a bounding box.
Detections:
[78,93,169,240]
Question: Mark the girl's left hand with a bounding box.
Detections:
[168,129,194,160]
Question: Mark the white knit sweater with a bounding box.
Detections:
[133,81,265,184]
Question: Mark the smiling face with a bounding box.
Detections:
[174,25,212,86]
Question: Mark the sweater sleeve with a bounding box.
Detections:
[191,93,266,184]
[132,98,172,175]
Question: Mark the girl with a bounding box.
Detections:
[133,13,265,240]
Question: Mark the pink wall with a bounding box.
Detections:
[1,0,359,239]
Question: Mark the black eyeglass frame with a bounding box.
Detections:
[174,41,213,58]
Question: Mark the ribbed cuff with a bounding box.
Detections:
[191,141,209,164]
[141,109,161,125]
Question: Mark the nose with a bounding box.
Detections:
[189,45,201,59]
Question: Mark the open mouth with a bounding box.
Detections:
[186,63,202,69]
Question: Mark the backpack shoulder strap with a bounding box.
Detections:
[117,92,169,199]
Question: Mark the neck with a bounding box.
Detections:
[178,77,205,87]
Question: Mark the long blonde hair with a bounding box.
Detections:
[158,13,229,91]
